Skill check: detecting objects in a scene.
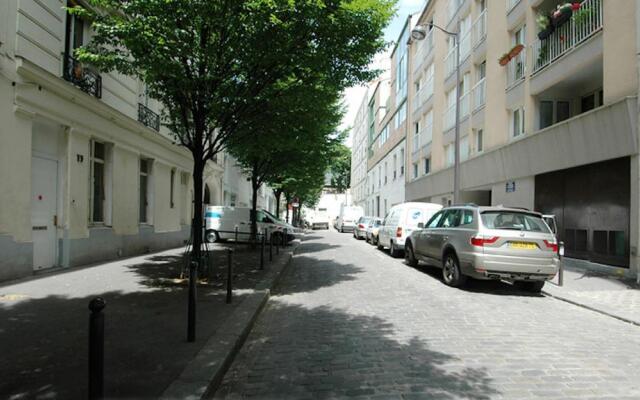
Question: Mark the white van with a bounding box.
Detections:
[336,205,364,232]
[378,202,443,257]
[205,206,292,243]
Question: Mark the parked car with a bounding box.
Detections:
[404,205,561,292]
[204,206,292,244]
[336,205,364,233]
[353,216,372,239]
[378,202,443,257]
[307,207,330,230]
[366,218,383,244]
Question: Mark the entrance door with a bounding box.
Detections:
[31,156,58,270]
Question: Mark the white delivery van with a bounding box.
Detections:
[336,205,364,233]
[204,206,292,243]
[378,202,443,257]
[307,207,329,230]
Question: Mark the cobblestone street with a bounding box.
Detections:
[215,230,640,399]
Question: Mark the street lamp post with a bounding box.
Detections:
[412,23,461,204]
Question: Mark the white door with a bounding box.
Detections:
[31,156,58,270]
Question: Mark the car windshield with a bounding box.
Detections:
[263,210,283,224]
[481,211,551,233]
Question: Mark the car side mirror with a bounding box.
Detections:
[417,222,424,229]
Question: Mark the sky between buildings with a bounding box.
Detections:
[341,0,426,147]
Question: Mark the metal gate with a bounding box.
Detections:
[535,157,630,268]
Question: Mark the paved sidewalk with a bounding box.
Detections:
[0,239,295,400]
[543,264,640,325]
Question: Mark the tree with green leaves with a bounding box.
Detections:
[329,142,352,193]
[71,0,394,341]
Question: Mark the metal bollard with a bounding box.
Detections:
[269,233,273,262]
[260,230,265,270]
[276,235,280,255]
[234,226,238,243]
[187,261,197,342]
[89,297,106,400]
[558,241,564,287]
[226,249,233,304]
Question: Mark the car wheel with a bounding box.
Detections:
[205,230,219,243]
[405,243,418,267]
[389,241,401,258]
[442,253,467,287]
[376,238,383,250]
[514,281,545,293]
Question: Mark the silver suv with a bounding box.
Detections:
[404,205,560,292]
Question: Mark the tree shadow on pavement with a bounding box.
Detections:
[410,263,544,297]
[293,242,341,255]
[273,255,363,296]
[214,301,500,400]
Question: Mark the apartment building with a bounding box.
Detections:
[0,1,226,282]
[405,0,638,277]
[350,90,370,210]
[365,17,414,218]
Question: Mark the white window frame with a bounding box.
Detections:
[89,140,112,225]
[511,107,525,137]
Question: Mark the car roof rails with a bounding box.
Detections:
[450,203,479,207]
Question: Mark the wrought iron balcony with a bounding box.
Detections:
[138,103,160,131]
[63,54,102,98]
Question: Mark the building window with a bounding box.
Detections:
[445,144,455,167]
[512,107,524,137]
[393,154,397,180]
[413,162,419,179]
[139,158,152,224]
[540,101,554,129]
[476,129,484,152]
[65,1,84,55]
[424,158,431,175]
[89,140,111,224]
[461,136,469,161]
[170,168,176,208]
[384,162,388,184]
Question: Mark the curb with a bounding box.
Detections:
[160,241,300,400]
[542,290,640,327]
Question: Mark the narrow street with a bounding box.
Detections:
[214,230,640,399]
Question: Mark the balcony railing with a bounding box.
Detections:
[459,29,471,61]
[472,9,487,48]
[448,0,464,23]
[412,29,434,76]
[472,78,486,111]
[533,0,603,73]
[63,54,102,98]
[445,46,457,78]
[460,91,470,118]
[444,103,456,131]
[506,0,520,13]
[412,133,420,153]
[507,50,526,88]
[138,103,160,131]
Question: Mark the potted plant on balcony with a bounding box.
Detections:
[537,14,555,40]
[552,3,573,28]
[498,52,510,66]
[508,44,524,59]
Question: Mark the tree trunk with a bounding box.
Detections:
[284,193,291,224]
[250,167,259,244]
[274,189,282,219]
[192,158,205,265]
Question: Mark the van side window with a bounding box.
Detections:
[426,211,444,228]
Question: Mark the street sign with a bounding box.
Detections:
[292,202,300,208]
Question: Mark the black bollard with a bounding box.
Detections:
[558,241,564,287]
[234,226,238,243]
[276,234,280,255]
[260,230,265,270]
[89,297,106,400]
[226,249,233,304]
[187,261,197,342]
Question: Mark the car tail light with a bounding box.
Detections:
[470,236,499,247]
[543,240,558,253]
[396,227,403,237]
[358,224,364,229]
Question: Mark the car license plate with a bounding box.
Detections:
[509,242,537,250]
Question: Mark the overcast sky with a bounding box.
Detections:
[341,0,426,147]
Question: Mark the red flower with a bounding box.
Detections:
[571,2,581,11]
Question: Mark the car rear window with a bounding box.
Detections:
[481,211,551,233]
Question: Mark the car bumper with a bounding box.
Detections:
[312,223,328,229]
[341,225,356,232]
[462,253,559,281]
